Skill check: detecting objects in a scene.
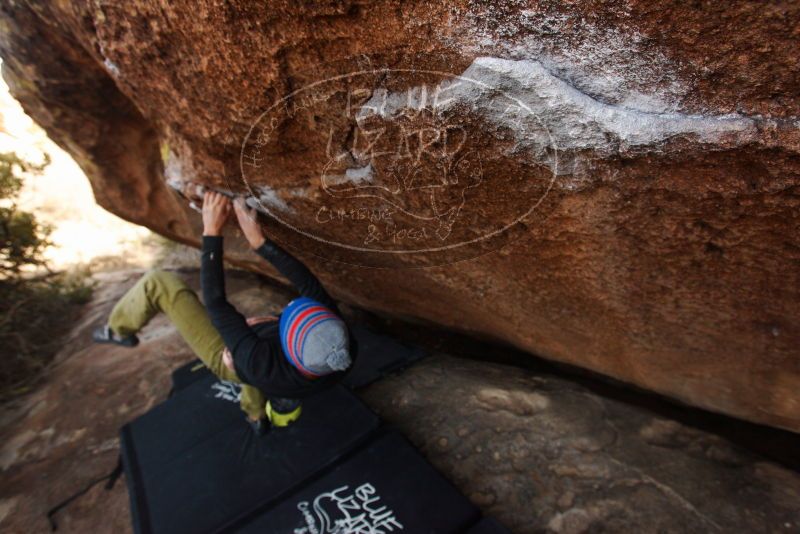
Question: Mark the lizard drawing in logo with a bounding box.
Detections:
[294,483,403,533]
[321,99,483,242]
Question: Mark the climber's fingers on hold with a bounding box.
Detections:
[203,190,229,209]
[233,197,255,221]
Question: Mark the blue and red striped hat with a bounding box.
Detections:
[279,297,351,378]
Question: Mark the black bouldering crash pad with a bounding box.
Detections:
[120,327,509,534]
[121,374,380,534]
[232,430,480,533]
[169,359,208,393]
[465,517,514,533]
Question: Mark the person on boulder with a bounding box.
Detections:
[93,191,354,434]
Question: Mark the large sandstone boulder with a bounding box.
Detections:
[0,1,798,431]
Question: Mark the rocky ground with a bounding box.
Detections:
[0,269,798,533]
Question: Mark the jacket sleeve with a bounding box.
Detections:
[255,239,339,312]
[201,236,277,383]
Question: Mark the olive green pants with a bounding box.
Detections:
[108,269,266,420]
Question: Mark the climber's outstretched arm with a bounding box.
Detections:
[200,192,279,383]
[232,198,339,312]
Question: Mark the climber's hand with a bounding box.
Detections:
[202,191,231,236]
[233,197,266,249]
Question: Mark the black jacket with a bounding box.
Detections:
[201,235,355,398]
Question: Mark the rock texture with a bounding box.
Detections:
[364,357,800,534]
[1,270,798,533]
[1,1,799,431]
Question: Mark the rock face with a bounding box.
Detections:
[1,1,799,431]
[1,270,798,532]
[364,357,800,533]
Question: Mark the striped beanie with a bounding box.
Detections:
[279,297,351,378]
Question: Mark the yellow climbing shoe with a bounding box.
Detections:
[265,400,302,428]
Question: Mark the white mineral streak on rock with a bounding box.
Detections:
[358,57,757,178]
[446,1,689,112]
[460,57,757,156]
[103,58,121,78]
[251,185,293,213]
[163,152,185,190]
[325,163,375,186]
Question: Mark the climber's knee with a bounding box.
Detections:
[141,269,188,296]
[142,268,176,285]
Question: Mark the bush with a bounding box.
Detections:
[0,151,92,399]
[0,151,51,275]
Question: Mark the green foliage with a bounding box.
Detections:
[0,151,52,276]
[0,151,92,400]
[0,270,93,398]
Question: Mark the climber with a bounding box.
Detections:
[92,191,355,434]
